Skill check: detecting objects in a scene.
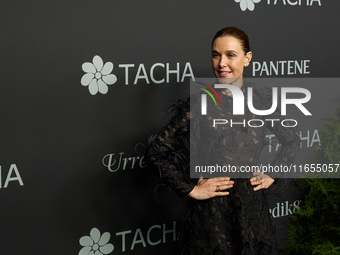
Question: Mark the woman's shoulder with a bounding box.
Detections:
[168,96,190,117]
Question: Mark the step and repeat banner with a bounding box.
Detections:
[1,0,339,254]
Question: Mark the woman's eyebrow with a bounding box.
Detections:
[224,50,238,53]
[212,49,238,54]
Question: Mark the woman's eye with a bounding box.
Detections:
[228,54,235,58]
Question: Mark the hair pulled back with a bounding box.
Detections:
[212,27,250,54]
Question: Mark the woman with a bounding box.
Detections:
[147,27,300,255]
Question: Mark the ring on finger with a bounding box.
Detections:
[215,186,220,192]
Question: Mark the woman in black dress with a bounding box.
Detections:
[147,27,300,255]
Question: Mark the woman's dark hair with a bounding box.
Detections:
[212,27,250,54]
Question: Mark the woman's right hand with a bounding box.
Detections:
[188,176,234,200]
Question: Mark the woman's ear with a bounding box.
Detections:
[244,51,252,67]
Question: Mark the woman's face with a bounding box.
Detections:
[211,36,252,87]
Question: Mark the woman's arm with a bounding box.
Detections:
[145,99,195,197]
[146,98,234,199]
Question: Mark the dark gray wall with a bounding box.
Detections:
[0,0,338,254]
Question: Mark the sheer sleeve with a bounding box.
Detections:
[146,98,195,198]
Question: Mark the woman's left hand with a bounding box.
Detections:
[250,172,275,191]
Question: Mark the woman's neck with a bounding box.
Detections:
[219,77,244,96]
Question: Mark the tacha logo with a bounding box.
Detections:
[81,56,195,95]
[235,0,322,11]
[81,55,117,95]
[79,228,114,255]
[235,0,261,11]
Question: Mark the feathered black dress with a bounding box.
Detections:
[146,87,300,255]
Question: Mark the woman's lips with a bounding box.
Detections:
[218,71,231,77]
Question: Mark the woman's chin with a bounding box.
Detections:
[217,77,242,86]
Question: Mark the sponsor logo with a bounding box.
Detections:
[79,222,177,254]
[81,55,117,95]
[118,62,195,85]
[102,145,147,173]
[81,55,195,95]
[266,128,321,152]
[235,0,322,12]
[269,199,302,218]
[235,0,261,11]
[79,228,114,255]
[115,222,177,252]
[267,0,321,6]
[0,164,24,189]
[252,60,310,77]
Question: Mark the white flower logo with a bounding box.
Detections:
[79,228,114,255]
[81,55,117,95]
[235,0,261,11]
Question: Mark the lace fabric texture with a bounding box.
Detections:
[146,87,300,255]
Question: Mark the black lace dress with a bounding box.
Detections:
[146,87,300,255]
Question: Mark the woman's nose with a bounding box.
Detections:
[219,56,227,68]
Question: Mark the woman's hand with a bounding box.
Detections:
[250,171,275,191]
[188,176,234,200]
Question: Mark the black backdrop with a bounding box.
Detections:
[1,0,339,254]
